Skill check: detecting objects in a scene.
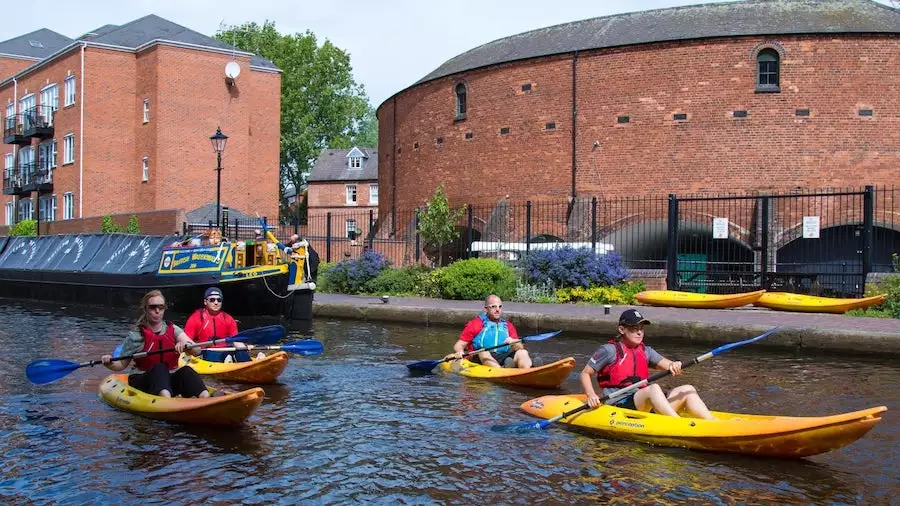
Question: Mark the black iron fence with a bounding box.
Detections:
[185,185,898,297]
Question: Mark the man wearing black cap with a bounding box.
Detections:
[578,309,715,419]
[183,287,250,363]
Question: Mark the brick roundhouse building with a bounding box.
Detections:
[1,15,280,234]
[375,0,899,289]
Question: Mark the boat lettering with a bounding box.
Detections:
[191,253,221,263]
[172,256,191,268]
[611,419,645,429]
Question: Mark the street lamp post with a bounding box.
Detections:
[209,127,228,231]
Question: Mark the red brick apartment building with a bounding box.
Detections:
[1,15,281,234]
[306,147,379,241]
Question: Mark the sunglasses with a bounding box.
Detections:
[485,304,502,309]
[147,304,166,311]
[206,297,222,303]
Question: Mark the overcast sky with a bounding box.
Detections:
[2,0,895,108]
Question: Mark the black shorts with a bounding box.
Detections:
[469,349,516,367]
[611,393,637,410]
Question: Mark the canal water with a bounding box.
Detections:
[0,300,896,505]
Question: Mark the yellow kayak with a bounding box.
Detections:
[98,374,264,427]
[635,289,766,309]
[439,357,575,388]
[754,292,888,313]
[178,351,289,384]
[521,394,886,458]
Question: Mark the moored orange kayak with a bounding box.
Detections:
[636,289,766,309]
[440,357,575,388]
[98,374,264,426]
[754,292,888,313]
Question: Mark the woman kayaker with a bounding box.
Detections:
[101,290,209,398]
[447,294,535,368]
[579,309,715,419]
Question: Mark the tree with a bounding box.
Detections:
[216,22,371,218]
[125,215,141,234]
[331,105,378,149]
[101,215,122,233]
[417,185,465,267]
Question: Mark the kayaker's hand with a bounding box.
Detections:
[101,354,112,365]
[448,351,463,360]
[175,342,192,354]
[586,394,601,408]
[234,342,248,350]
[669,361,683,376]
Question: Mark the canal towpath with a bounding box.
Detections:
[312,293,900,356]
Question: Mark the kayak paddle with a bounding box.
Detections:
[491,326,779,432]
[212,339,325,356]
[406,330,562,373]
[235,324,286,345]
[26,330,276,386]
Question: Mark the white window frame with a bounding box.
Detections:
[349,156,362,169]
[40,84,59,125]
[18,198,32,221]
[19,94,35,115]
[5,103,14,129]
[63,192,74,220]
[39,140,57,171]
[369,183,379,204]
[63,134,75,164]
[142,157,149,182]
[39,195,56,222]
[4,153,12,172]
[4,202,12,226]
[64,76,76,107]
[346,219,358,239]
[18,147,33,186]
[345,184,357,205]
[143,99,150,123]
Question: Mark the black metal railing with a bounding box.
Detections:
[22,106,55,137]
[3,168,21,190]
[3,114,23,140]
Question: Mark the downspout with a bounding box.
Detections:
[78,42,85,218]
[12,77,17,225]
[570,50,578,201]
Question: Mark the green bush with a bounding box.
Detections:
[434,258,517,300]
[125,215,141,234]
[9,219,37,236]
[848,274,900,319]
[101,215,122,233]
[555,281,646,304]
[315,262,336,292]
[364,266,430,295]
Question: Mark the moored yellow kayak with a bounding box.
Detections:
[179,351,289,384]
[98,374,264,427]
[440,357,575,388]
[635,289,765,309]
[520,394,885,458]
[754,292,888,313]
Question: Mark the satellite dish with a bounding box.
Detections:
[225,61,241,79]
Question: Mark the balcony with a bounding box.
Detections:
[22,106,55,139]
[3,115,28,145]
[22,159,53,193]
[2,168,24,196]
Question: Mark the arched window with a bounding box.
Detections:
[455,83,467,120]
[756,49,780,92]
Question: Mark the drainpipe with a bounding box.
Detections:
[12,77,17,225]
[78,42,85,218]
[570,50,578,201]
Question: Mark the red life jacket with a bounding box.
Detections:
[185,309,237,348]
[596,339,649,389]
[133,322,179,371]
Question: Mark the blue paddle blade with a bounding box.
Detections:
[522,330,562,342]
[710,326,779,356]
[26,359,83,385]
[230,325,286,345]
[406,359,441,372]
[491,420,545,432]
[280,340,324,355]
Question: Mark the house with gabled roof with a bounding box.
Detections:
[306,146,378,244]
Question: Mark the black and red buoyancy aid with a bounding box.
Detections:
[596,339,649,389]
[133,322,179,371]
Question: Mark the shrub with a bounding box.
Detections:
[125,215,141,234]
[364,266,430,295]
[555,281,646,305]
[848,274,900,319]
[320,250,390,294]
[316,262,335,292]
[101,215,122,233]
[513,278,555,303]
[521,247,630,288]
[435,258,517,300]
[9,219,37,236]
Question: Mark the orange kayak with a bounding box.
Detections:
[439,357,575,388]
[521,394,886,458]
[636,290,766,309]
[179,351,289,384]
[98,374,264,427]
[754,292,888,313]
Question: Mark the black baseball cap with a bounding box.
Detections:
[619,309,651,326]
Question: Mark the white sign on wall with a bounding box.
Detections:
[712,217,729,239]
[803,216,820,239]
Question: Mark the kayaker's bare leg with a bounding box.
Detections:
[634,384,680,417]
[197,390,210,398]
[667,385,715,419]
[159,389,172,398]
[476,351,501,368]
[513,349,532,369]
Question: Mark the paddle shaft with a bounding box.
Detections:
[99,336,239,367]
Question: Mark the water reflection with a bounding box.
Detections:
[0,301,896,504]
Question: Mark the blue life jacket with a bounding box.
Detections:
[472,313,511,354]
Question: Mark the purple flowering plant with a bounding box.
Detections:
[521,247,629,288]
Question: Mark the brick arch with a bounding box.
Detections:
[749,40,786,60]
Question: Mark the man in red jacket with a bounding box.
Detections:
[183,287,250,362]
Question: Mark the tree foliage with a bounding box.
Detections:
[10,219,36,236]
[417,185,465,267]
[101,215,121,233]
[216,22,371,218]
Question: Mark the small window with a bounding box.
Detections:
[455,83,467,120]
[732,110,748,118]
[500,127,510,135]
[63,134,75,164]
[673,113,688,121]
[369,183,378,204]
[28,40,44,48]
[346,219,358,239]
[349,156,362,169]
[795,109,810,117]
[756,48,780,92]
[4,202,12,226]
[436,136,443,145]
[544,122,556,131]
[39,195,56,222]
[18,198,33,222]
[464,132,473,140]
[64,76,76,107]
[521,83,532,92]
[413,142,419,150]
[617,115,630,124]
[63,192,75,219]
[142,157,149,182]
[858,109,873,117]
[346,184,357,205]
[143,99,150,123]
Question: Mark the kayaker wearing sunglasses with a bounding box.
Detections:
[101,290,208,398]
[447,294,534,368]
[579,309,715,419]
[183,287,251,363]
